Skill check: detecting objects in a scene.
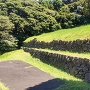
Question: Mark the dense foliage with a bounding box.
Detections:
[0,16,18,52]
[38,0,63,11]
[38,0,88,28]
[0,0,61,52]
[83,0,90,18]
[0,0,90,52]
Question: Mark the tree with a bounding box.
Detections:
[0,16,14,32]
[0,32,18,52]
[53,0,63,11]
[83,0,90,17]
[0,16,18,52]
[38,0,63,11]
[62,0,79,4]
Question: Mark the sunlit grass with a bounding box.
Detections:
[25,24,90,42]
[33,48,90,59]
[0,49,90,90]
[0,82,9,90]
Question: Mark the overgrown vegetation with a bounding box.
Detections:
[0,0,90,52]
[0,0,60,52]
[38,0,89,28]
[0,16,18,52]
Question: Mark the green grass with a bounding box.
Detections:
[33,48,90,59]
[25,24,90,42]
[0,82,9,90]
[0,49,90,90]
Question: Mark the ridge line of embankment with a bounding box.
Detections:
[24,38,90,52]
[26,48,90,59]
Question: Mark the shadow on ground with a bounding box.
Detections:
[56,80,90,90]
[26,79,90,90]
[26,78,64,90]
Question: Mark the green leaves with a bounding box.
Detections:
[0,16,14,32]
[0,32,18,52]
[83,0,90,18]
[38,0,63,11]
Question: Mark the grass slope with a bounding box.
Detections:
[0,49,90,90]
[25,24,90,42]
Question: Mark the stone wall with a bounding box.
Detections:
[24,38,90,52]
[23,47,90,82]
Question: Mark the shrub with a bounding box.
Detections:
[0,32,18,52]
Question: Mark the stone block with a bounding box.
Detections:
[85,73,90,83]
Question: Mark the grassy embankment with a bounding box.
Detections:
[0,25,90,90]
[0,49,90,90]
[25,24,90,59]
[25,24,90,42]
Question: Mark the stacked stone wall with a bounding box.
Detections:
[23,47,90,82]
[24,39,90,52]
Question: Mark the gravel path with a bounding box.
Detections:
[0,60,64,90]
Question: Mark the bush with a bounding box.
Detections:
[57,13,86,28]
[0,32,18,52]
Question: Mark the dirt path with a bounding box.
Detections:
[0,60,64,90]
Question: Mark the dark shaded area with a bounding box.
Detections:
[26,78,63,90]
